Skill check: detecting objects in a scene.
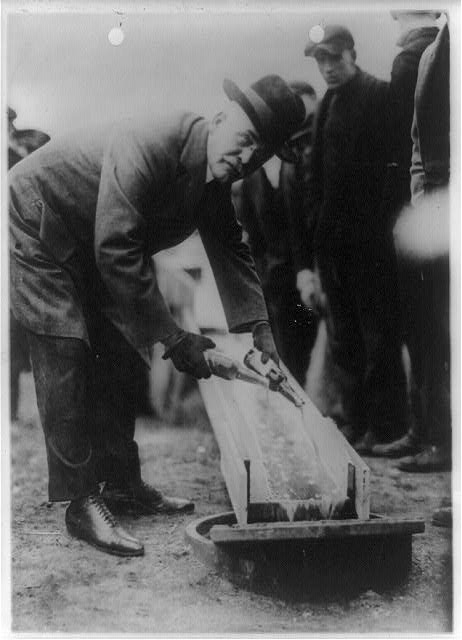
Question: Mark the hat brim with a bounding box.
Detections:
[289,125,312,142]
[223,77,299,163]
[223,78,265,140]
[305,42,345,57]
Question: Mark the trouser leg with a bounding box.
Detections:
[316,251,365,430]
[26,332,98,501]
[396,254,451,447]
[396,251,427,441]
[421,257,451,448]
[88,315,149,487]
[353,243,410,441]
[10,312,31,420]
[318,245,410,441]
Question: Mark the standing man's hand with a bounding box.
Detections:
[252,321,279,365]
[162,331,216,379]
[296,268,324,311]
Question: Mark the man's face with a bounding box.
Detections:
[314,49,357,89]
[207,102,271,183]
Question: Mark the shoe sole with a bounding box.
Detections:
[65,518,144,557]
[398,466,452,473]
[396,463,452,473]
[432,518,452,528]
[370,447,422,459]
[103,495,195,516]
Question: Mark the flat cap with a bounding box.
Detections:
[304,24,355,57]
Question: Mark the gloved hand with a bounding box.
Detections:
[252,321,279,365]
[162,331,216,379]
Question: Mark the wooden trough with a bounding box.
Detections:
[182,320,424,590]
[194,331,370,525]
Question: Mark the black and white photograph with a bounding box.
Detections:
[1,0,460,635]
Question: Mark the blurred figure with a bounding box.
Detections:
[387,23,451,476]
[302,25,410,452]
[384,11,440,214]
[8,107,50,423]
[8,106,50,165]
[371,11,441,458]
[232,82,318,385]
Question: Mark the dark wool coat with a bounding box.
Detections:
[301,68,410,436]
[9,112,268,365]
[387,26,440,207]
[302,68,391,262]
[412,23,450,191]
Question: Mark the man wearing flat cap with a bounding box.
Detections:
[9,74,305,557]
[300,24,410,452]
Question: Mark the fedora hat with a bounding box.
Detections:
[223,74,306,162]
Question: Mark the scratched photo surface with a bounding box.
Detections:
[3,0,458,635]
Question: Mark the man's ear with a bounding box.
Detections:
[210,111,227,131]
[351,48,357,62]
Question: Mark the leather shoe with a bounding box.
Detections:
[432,506,452,528]
[353,431,379,455]
[65,494,144,557]
[397,445,451,472]
[102,481,195,515]
[371,432,422,458]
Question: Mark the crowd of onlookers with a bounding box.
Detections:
[8,11,451,528]
[233,12,451,523]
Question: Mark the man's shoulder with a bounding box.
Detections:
[110,110,205,142]
[400,27,440,55]
[351,69,389,109]
[356,68,387,92]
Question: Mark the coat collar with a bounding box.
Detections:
[396,26,439,49]
[329,65,362,97]
[179,115,209,188]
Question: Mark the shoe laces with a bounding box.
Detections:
[88,494,118,527]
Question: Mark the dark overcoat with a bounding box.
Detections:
[304,68,391,258]
[9,111,268,364]
[387,26,439,209]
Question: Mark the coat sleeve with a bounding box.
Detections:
[198,182,269,333]
[279,160,313,273]
[302,118,324,264]
[94,121,179,347]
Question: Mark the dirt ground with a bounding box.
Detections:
[8,373,453,635]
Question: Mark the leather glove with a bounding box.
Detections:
[252,321,279,365]
[162,331,216,379]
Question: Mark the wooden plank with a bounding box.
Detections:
[219,448,248,526]
[184,310,271,517]
[197,377,253,524]
[210,516,425,545]
[198,374,271,504]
